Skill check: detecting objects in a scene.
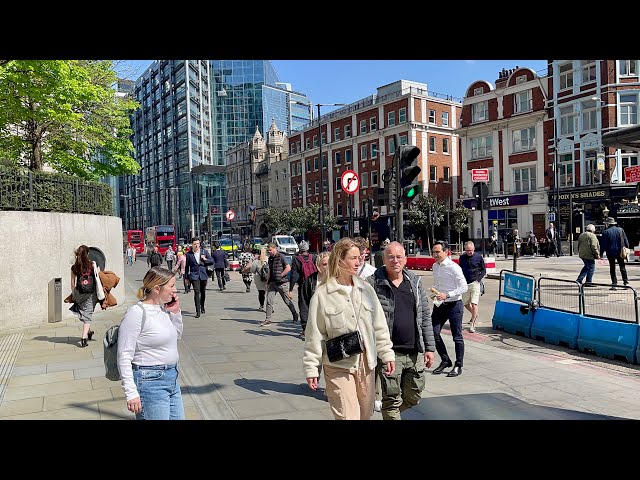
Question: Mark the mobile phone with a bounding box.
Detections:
[165,296,177,308]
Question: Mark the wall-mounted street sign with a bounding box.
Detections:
[625,165,640,183]
[471,168,490,182]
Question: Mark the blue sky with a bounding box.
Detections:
[117,60,548,107]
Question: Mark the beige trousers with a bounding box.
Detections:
[323,352,375,420]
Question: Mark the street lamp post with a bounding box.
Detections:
[136,187,148,250]
[317,103,346,248]
[169,187,180,239]
[120,194,131,232]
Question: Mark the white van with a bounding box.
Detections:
[270,235,299,256]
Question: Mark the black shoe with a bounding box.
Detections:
[293,316,299,324]
[80,338,88,348]
[195,312,201,318]
[201,307,205,314]
[447,366,462,377]
[610,286,618,291]
[246,287,251,293]
[432,360,452,375]
[87,330,95,341]
[624,282,629,286]
[223,286,226,290]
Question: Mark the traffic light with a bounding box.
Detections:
[398,144,421,204]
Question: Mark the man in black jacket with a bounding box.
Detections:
[147,246,163,267]
[458,241,486,333]
[600,217,630,289]
[367,241,435,420]
[261,243,299,327]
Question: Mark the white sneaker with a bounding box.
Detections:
[469,319,477,333]
[374,400,382,412]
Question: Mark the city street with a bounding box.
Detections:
[1,253,640,419]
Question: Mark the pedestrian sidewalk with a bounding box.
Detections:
[2,259,640,420]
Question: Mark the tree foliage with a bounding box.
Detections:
[0,60,140,180]
[262,203,339,236]
[450,205,470,245]
[406,194,446,229]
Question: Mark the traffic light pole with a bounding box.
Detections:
[480,185,486,257]
[396,150,404,243]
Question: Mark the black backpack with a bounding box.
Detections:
[77,267,95,294]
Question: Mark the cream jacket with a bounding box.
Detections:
[303,275,395,378]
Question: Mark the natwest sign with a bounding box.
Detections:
[471,169,489,182]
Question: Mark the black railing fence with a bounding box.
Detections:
[0,166,113,215]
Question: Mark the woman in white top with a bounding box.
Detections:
[117,266,184,420]
[303,237,396,420]
[246,247,268,311]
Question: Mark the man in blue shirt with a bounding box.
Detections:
[458,241,486,333]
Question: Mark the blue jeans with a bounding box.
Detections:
[432,300,465,367]
[577,259,596,284]
[133,364,185,420]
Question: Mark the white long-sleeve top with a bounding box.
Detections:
[432,256,468,302]
[117,303,183,401]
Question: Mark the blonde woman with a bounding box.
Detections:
[117,267,184,420]
[303,238,395,420]
[299,251,330,340]
[246,247,269,311]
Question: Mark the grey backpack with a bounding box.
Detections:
[104,302,146,381]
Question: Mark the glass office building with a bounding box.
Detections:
[121,60,310,243]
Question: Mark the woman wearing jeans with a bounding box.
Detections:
[117,267,185,420]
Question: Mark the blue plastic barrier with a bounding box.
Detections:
[577,316,639,364]
[492,299,535,338]
[530,307,580,349]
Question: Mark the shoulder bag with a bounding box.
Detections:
[325,305,364,362]
[620,231,631,260]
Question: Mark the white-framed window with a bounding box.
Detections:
[560,105,577,135]
[473,87,483,96]
[315,180,319,195]
[388,111,396,126]
[513,127,536,152]
[361,172,369,188]
[559,153,574,187]
[581,60,596,83]
[559,62,574,90]
[388,137,396,155]
[360,145,367,160]
[429,165,437,182]
[345,124,351,138]
[345,149,352,164]
[335,151,341,166]
[581,99,598,131]
[443,138,450,154]
[514,89,532,114]
[428,110,436,124]
[297,163,302,176]
[297,141,300,153]
[306,159,311,173]
[429,136,436,152]
[275,189,280,202]
[443,166,450,182]
[584,149,602,185]
[334,127,340,141]
[370,117,376,131]
[470,135,492,159]
[337,203,343,217]
[442,112,449,126]
[313,135,318,147]
[399,107,406,123]
[335,177,341,192]
[359,119,367,134]
[399,134,408,145]
[290,143,296,154]
[622,154,640,181]
[307,182,311,195]
[513,166,536,192]
[371,170,378,186]
[620,93,639,126]
[322,153,327,169]
[619,60,638,76]
[472,101,488,122]
[313,157,318,171]
[370,143,378,158]
[321,132,326,145]
[305,138,310,150]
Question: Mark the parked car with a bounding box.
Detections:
[218,238,242,258]
[270,235,299,256]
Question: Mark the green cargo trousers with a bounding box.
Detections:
[376,349,426,420]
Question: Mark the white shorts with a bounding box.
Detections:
[462,281,481,305]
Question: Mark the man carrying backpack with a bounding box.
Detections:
[289,241,316,330]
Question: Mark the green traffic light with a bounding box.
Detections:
[406,187,416,198]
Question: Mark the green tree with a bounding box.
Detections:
[262,206,290,234]
[406,193,446,251]
[0,60,140,180]
[304,203,338,232]
[450,205,470,247]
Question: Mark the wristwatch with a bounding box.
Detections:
[446,293,450,299]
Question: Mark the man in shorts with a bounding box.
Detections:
[458,241,486,333]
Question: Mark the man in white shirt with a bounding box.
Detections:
[431,241,468,377]
[354,236,376,279]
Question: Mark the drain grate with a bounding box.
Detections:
[0,333,24,404]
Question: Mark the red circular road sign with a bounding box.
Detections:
[341,170,359,194]
[226,210,235,220]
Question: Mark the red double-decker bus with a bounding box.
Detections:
[126,230,145,254]
[145,225,177,255]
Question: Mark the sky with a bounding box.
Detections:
[116,60,548,108]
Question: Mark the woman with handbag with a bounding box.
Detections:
[69,245,100,348]
[246,248,269,311]
[303,237,395,420]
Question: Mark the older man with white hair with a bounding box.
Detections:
[576,224,600,285]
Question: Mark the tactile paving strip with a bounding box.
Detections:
[0,333,24,404]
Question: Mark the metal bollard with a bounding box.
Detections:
[513,242,520,272]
